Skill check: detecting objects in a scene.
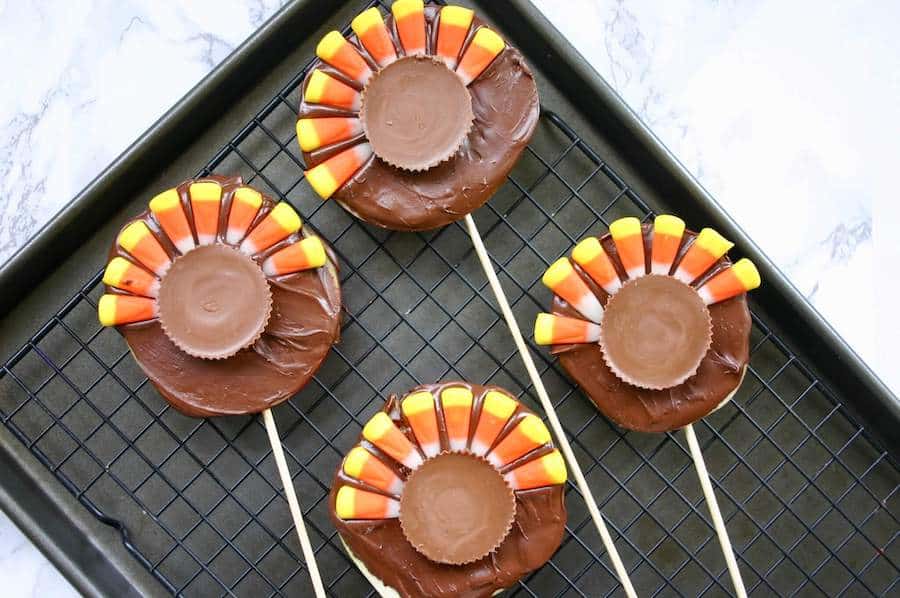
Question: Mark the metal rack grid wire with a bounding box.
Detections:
[1,0,898,596]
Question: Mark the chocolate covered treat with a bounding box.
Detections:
[298,1,539,231]
[330,382,567,597]
[534,215,761,433]
[98,176,341,417]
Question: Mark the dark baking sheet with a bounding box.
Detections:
[0,0,897,596]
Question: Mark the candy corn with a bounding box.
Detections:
[97,294,157,327]
[262,237,327,277]
[103,257,159,298]
[401,391,440,458]
[440,386,473,452]
[541,258,604,323]
[239,202,302,255]
[470,390,517,456]
[225,186,262,245]
[610,217,646,279]
[351,7,397,67]
[436,6,474,68]
[335,486,400,520]
[117,220,170,276]
[392,0,425,56]
[343,447,404,495]
[304,69,361,112]
[296,117,363,153]
[189,182,222,245]
[533,313,600,346]
[148,189,194,254]
[674,228,734,284]
[456,27,504,86]
[504,450,567,490]
[305,142,372,199]
[697,258,760,305]
[316,31,373,84]
[651,215,685,275]
[487,414,551,468]
[362,412,423,470]
[571,237,621,294]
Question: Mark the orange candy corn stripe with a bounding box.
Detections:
[305,69,361,112]
[470,390,517,456]
[674,228,734,284]
[149,189,194,255]
[504,449,567,490]
[335,486,400,520]
[103,257,159,298]
[225,187,262,245]
[440,386,473,451]
[239,202,302,255]
[392,0,426,56]
[296,117,363,153]
[351,8,397,67]
[610,217,646,279]
[316,31,373,84]
[487,414,551,468]
[456,27,505,86]
[262,237,327,277]
[97,294,157,327]
[402,391,440,458]
[436,6,474,68]
[542,258,604,323]
[117,221,170,276]
[698,259,760,305]
[363,412,423,470]
[189,182,222,245]
[305,142,372,199]
[533,313,600,346]
[342,447,404,495]
[571,237,621,294]
[651,215,685,275]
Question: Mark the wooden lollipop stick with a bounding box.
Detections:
[684,424,747,598]
[262,408,326,598]
[463,215,637,598]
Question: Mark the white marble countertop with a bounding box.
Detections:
[1,0,897,594]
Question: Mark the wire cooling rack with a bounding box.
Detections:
[2,1,898,596]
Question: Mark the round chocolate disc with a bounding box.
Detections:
[361,56,473,171]
[400,452,515,565]
[157,244,271,360]
[600,274,711,390]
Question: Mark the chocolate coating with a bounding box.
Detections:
[300,7,539,231]
[108,176,342,417]
[552,226,751,433]
[330,382,566,598]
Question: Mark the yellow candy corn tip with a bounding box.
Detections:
[695,228,734,257]
[654,214,685,237]
[189,181,222,202]
[733,258,761,290]
[351,8,384,35]
[316,31,346,60]
[472,28,504,53]
[440,5,474,27]
[103,257,132,286]
[148,189,180,213]
[542,258,574,287]
[392,0,424,19]
[301,237,328,268]
[518,414,551,445]
[440,387,473,408]
[571,237,603,265]
[609,216,642,238]
[117,220,150,252]
[305,163,339,200]
[402,391,435,416]
[533,313,555,346]
[305,70,331,103]
[234,186,262,209]
[269,203,303,234]
[335,486,357,519]
[296,119,321,152]
[343,447,371,478]
[97,295,118,327]
[362,412,394,442]
[542,450,568,484]
[482,391,517,419]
